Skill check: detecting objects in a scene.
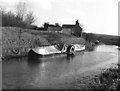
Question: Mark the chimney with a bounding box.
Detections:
[75,20,79,25]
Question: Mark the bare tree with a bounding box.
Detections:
[15,2,36,54]
[15,2,36,26]
[15,2,26,54]
[24,11,35,25]
[16,2,26,21]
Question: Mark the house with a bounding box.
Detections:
[61,20,83,37]
[61,25,75,35]
[47,25,61,32]
[47,24,61,32]
[36,27,46,31]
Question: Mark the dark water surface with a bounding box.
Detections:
[2,45,119,89]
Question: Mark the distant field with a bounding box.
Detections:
[82,32,120,46]
[93,34,120,46]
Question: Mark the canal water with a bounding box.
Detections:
[2,45,119,89]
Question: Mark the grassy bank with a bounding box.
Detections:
[2,27,47,59]
[86,64,120,90]
[2,27,86,60]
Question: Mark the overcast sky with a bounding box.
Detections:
[0,0,119,35]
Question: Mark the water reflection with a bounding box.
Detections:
[27,58,42,66]
[27,54,75,65]
[27,55,77,84]
[27,55,75,82]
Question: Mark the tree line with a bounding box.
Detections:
[0,1,83,37]
[0,2,36,29]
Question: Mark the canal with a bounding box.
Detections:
[2,45,119,89]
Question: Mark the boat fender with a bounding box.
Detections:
[62,44,67,52]
[70,45,75,54]
[67,45,75,55]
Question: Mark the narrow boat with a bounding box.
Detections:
[28,44,67,58]
[28,38,86,58]
[28,44,85,58]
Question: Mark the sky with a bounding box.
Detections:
[0,0,119,35]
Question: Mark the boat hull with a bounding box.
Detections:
[28,49,85,59]
[28,49,67,59]
[28,44,85,59]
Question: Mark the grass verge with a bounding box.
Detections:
[87,64,120,90]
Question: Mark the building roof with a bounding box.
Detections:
[47,26,61,31]
[62,25,75,28]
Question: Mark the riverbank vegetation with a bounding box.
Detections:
[2,27,85,60]
[87,64,120,90]
[82,33,120,47]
